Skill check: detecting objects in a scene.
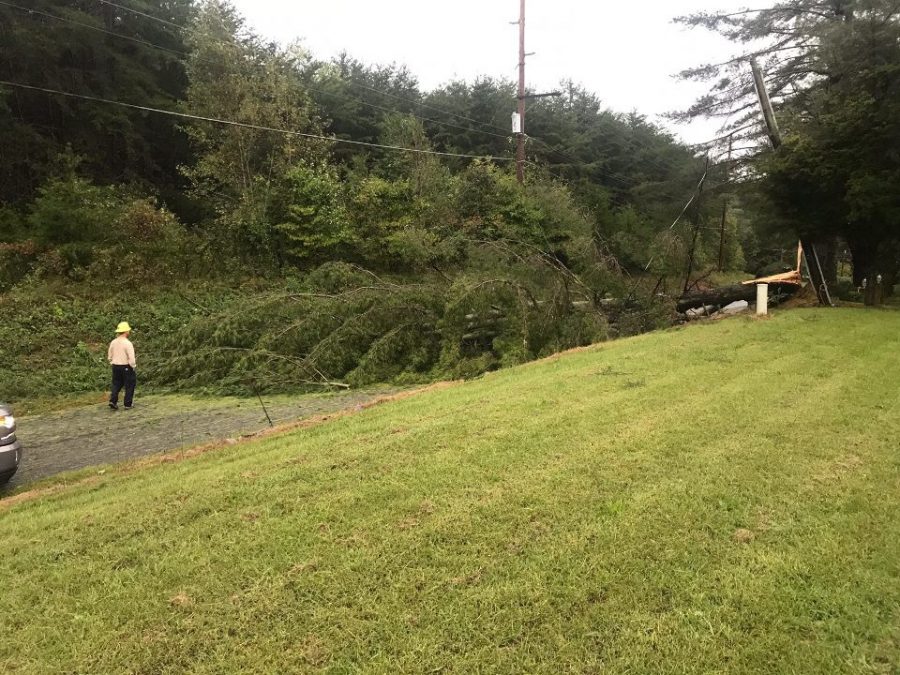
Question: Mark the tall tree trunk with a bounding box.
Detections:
[819,236,839,287]
[847,235,877,288]
[883,271,896,298]
[848,233,899,305]
[676,282,798,313]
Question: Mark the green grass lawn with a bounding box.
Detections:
[1,309,898,674]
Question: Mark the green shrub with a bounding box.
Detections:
[272,163,353,265]
[27,175,123,248]
[0,241,38,290]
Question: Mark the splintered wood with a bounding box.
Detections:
[742,242,803,287]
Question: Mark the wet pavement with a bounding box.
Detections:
[2,388,400,493]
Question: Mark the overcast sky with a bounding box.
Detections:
[229,0,749,145]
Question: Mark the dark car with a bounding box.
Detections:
[0,403,21,484]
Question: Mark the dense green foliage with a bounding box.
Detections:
[762,7,900,289]
[0,0,723,403]
[0,0,195,207]
[0,1,725,272]
[0,281,240,403]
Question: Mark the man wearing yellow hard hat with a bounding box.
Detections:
[108,321,137,410]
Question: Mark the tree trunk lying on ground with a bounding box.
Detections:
[676,283,799,313]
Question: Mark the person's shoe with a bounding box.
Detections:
[124,405,134,410]
[109,402,118,410]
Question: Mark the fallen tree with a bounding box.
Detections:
[676,282,799,313]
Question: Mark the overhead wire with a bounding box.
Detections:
[6,0,751,298]
[525,162,695,206]
[640,158,712,273]
[305,84,513,142]
[4,0,699,190]
[1,0,515,149]
[97,0,184,29]
[0,0,187,59]
[527,135,680,182]
[94,0,514,144]
[525,132,710,193]
[87,0,688,181]
[344,68,702,175]
[0,80,516,162]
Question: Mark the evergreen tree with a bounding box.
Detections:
[181,0,327,263]
[675,1,900,288]
[0,0,195,205]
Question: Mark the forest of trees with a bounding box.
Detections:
[676,0,900,297]
[0,0,897,396]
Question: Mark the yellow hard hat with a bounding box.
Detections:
[115,321,132,333]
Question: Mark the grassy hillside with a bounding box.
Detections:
[1,309,898,673]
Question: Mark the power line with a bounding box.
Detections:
[2,0,514,149]
[307,81,512,142]
[98,0,184,29]
[0,3,690,191]
[0,80,516,162]
[344,78,512,137]
[99,0,512,145]
[366,75,669,179]
[526,135,696,189]
[405,87,681,178]
[91,0,514,144]
[515,106,685,177]
[87,0,686,175]
[641,160,711,273]
[526,125,685,177]
[6,0,692,186]
[524,138,663,187]
[0,0,185,59]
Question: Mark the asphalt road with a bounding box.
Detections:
[2,388,399,492]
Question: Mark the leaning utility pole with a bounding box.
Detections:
[683,154,712,294]
[516,0,526,183]
[750,58,782,149]
[750,57,833,306]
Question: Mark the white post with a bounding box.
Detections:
[756,283,769,316]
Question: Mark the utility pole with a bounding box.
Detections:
[717,134,733,271]
[683,154,712,295]
[510,1,560,184]
[516,0,526,184]
[750,57,833,306]
[750,58,781,149]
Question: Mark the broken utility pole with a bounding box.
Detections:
[750,58,782,150]
[749,57,833,306]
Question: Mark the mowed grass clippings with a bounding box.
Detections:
[1,309,898,674]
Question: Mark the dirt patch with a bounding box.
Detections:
[0,477,104,511]
[288,560,319,576]
[812,454,864,483]
[733,528,755,544]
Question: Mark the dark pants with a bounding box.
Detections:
[110,365,136,407]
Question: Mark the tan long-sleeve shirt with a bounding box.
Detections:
[108,336,136,367]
